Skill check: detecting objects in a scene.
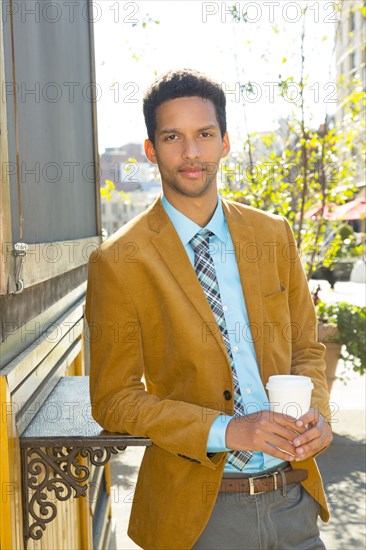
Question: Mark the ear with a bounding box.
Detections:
[221,131,230,159]
[144,139,158,164]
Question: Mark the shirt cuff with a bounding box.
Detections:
[207,414,233,452]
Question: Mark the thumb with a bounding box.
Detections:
[295,408,319,428]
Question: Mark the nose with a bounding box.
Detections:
[182,138,200,160]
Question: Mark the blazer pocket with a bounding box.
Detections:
[264,284,287,300]
[263,285,289,325]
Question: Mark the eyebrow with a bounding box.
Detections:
[158,124,218,136]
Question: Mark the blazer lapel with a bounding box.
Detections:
[148,197,231,363]
[222,200,264,373]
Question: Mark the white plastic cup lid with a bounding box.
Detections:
[266,375,314,390]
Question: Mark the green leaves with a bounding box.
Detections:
[100,179,115,201]
[221,71,365,280]
[316,301,366,376]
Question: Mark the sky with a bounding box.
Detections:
[92,0,339,153]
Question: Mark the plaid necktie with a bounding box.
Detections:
[190,230,252,471]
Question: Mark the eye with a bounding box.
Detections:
[200,132,213,138]
[165,134,178,141]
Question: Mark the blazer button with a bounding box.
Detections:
[223,390,232,400]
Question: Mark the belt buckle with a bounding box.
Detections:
[249,471,278,495]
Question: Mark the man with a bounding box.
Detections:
[85,69,332,549]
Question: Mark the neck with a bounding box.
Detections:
[163,192,218,227]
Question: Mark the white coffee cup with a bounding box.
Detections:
[265,375,314,419]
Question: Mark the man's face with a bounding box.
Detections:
[144,96,230,202]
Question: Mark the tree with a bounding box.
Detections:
[221,3,365,278]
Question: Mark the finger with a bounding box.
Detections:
[271,412,307,433]
[267,435,297,457]
[293,416,331,447]
[275,427,303,444]
[295,408,320,428]
[293,425,321,448]
[270,422,307,442]
[263,442,295,462]
[252,419,303,446]
[293,438,325,461]
[272,411,297,424]
[293,422,332,459]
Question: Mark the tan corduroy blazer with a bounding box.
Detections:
[85,196,331,550]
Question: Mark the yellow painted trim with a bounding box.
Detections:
[77,307,87,377]
[65,345,85,378]
[0,376,18,550]
[0,377,12,549]
[78,454,93,550]
[74,349,85,377]
[104,463,111,496]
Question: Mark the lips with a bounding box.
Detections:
[179,165,205,178]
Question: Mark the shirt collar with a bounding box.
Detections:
[161,195,228,245]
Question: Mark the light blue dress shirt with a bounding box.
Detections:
[161,195,283,473]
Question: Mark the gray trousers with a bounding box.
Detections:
[192,481,325,550]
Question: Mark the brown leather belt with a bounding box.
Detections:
[219,466,308,495]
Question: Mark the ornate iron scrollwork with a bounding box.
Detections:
[22,445,127,546]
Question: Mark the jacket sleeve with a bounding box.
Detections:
[283,218,332,425]
[85,249,226,470]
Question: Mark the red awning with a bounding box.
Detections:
[328,198,366,221]
[304,203,335,220]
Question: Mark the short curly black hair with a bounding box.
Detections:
[143,69,226,144]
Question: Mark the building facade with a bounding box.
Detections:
[335,0,366,192]
[99,143,161,236]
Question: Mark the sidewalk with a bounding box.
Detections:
[110,281,366,550]
[316,366,366,549]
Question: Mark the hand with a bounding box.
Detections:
[225,410,306,462]
[292,409,333,461]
